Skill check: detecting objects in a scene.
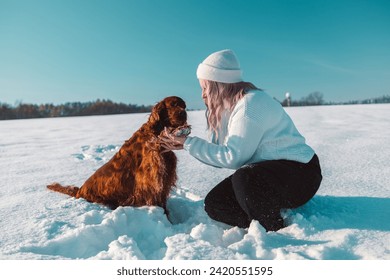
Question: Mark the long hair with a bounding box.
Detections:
[202,80,259,142]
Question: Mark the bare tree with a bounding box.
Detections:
[300,91,324,106]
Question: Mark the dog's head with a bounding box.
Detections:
[149,96,187,132]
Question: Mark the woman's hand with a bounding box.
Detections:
[158,127,187,152]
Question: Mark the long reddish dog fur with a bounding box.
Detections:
[47,96,188,213]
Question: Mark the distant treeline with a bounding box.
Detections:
[0,99,153,120]
[329,94,390,105]
[1,93,389,120]
[280,92,390,107]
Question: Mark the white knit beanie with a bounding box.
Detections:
[196,49,243,83]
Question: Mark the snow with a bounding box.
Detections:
[0,104,389,260]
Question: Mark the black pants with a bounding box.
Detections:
[204,155,322,231]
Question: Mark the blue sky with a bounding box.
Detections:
[1,0,389,109]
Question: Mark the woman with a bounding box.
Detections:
[160,49,322,231]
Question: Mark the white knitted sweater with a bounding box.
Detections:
[183,90,315,169]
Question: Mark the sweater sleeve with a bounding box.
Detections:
[183,98,268,169]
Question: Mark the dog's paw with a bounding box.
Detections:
[172,125,191,137]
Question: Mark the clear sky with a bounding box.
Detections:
[1,0,389,109]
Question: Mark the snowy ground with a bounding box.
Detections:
[0,104,389,260]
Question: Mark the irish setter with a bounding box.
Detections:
[47,96,189,214]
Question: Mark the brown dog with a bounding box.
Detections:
[47,96,189,213]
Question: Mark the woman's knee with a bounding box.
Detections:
[204,176,232,211]
[204,190,216,213]
[231,165,265,200]
[231,166,252,191]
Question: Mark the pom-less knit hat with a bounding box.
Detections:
[196,49,243,83]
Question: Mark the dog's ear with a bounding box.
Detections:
[149,101,167,125]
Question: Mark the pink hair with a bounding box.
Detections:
[202,80,259,142]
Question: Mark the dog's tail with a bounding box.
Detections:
[47,183,79,197]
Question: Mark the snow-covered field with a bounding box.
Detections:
[0,104,389,260]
